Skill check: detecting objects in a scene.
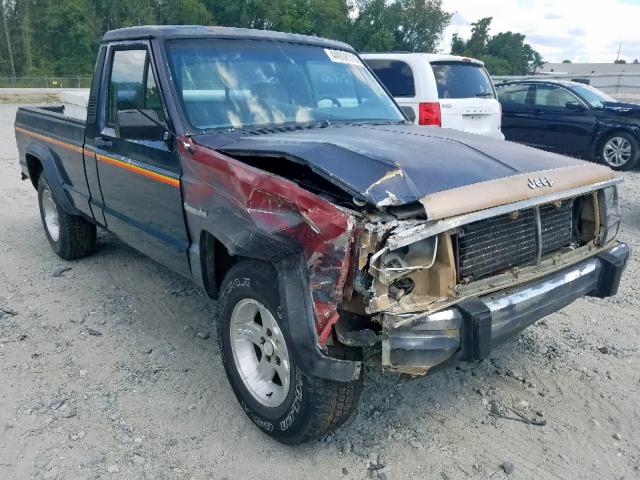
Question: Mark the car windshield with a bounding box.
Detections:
[165,39,404,131]
[570,84,616,108]
[430,61,495,99]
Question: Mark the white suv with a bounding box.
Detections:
[362,53,504,140]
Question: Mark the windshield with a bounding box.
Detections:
[165,39,403,131]
[431,61,495,99]
[570,84,616,108]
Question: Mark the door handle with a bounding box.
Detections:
[94,137,112,148]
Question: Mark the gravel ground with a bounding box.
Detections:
[0,103,639,480]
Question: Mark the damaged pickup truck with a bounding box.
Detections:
[15,26,630,444]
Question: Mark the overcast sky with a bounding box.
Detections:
[439,0,640,63]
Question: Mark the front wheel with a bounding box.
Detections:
[599,132,639,171]
[217,260,363,444]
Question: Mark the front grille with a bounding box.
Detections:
[458,200,574,281]
[540,203,574,254]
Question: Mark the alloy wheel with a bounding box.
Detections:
[229,298,291,408]
[603,136,632,167]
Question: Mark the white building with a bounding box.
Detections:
[523,63,640,97]
[540,62,640,75]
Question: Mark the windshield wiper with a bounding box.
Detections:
[236,120,334,135]
[198,118,405,136]
[475,92,495,98]
[336,119,407,126]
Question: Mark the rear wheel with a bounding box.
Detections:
[217,260,363,444]
[599,132,639,170]
[37,173,97,260]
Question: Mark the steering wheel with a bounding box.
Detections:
[317,96,342,108]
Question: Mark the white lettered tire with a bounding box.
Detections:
[216,260,363,444]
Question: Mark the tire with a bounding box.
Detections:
[598,131,640,171]
[37,173,97,260]
[216,260,363,444]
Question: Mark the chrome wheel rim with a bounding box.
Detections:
[229,298,291,408]
[603,136,632,167]
[41,187,60,242]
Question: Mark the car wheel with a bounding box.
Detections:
[217,259,363,444]
[37,173,97,260]
[600,132,639,171]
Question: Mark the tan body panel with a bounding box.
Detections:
[420,164,613,221]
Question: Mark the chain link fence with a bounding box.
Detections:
[0,76,92,88]
[3,73,638,93]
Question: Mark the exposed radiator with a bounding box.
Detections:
[458,200,574,282]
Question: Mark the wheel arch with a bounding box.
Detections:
[199,230,238,300]
[195,227,361,382]
[24,143,78,215]
[592,126,638,160]
[25,152,44,189]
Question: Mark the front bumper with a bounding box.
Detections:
[381,242,630,374]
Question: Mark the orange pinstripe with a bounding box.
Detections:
[16,126,84,154]
[94,153,180,187]
[16,126,180,188]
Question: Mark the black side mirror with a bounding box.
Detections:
[400,105,416,123]
[565,101,586,111]
[116,110,165,140]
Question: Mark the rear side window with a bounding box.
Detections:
[431,62,494,99]
[365,59,415,97]
[496,83,531,105]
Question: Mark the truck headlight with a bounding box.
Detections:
[376,235,438,285]
[597,186,620,245]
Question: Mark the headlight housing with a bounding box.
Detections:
[377,235,438,285]
[597,186,621,245]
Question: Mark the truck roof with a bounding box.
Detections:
[102,25,354,52]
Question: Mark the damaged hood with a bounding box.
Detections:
[193,124,610,213]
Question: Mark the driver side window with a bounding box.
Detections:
[107,49,165,130]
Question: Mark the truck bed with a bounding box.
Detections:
[14,105,95,223]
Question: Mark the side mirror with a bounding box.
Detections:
[400,105,416,123]
[565,101,586,111]
[116,110,165,140]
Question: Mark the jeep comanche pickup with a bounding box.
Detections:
[15,26,629,444]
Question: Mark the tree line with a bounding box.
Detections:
[0,0,543,79]
[451,17,543,75]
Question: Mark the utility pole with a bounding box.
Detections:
[0,0,16,81]
[615,43,622,62]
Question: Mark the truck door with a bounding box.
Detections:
[85,42,190,277]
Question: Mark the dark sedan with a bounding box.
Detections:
[497,79,640,170]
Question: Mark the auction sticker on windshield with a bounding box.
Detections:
[324,49,363,67]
